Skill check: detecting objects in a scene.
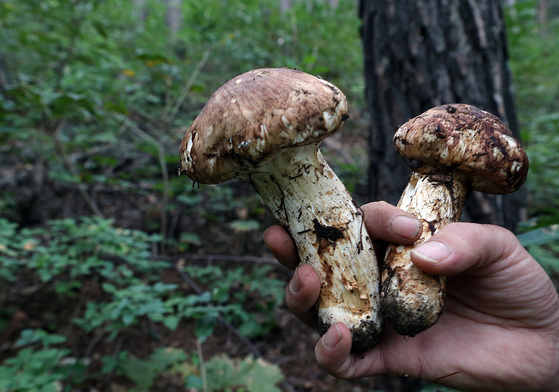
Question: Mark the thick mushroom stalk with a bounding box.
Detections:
[180,68,382,352]
[383,104,529,337]
[250,144,382,351]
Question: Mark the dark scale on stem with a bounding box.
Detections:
[313,219,344,242]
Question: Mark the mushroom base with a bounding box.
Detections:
[249,144,383,352]
[318,317,382,354]
[382,263,446,337]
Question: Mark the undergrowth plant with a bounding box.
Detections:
[0,0,364,249]
[0,216,285,390]
[0,329,78,392]
[507,1,559,216]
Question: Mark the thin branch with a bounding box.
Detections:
[123,119,170,252]
[165,50,211,124]
[196,339,209,392]
[157,143,170,254]
[51,121,104,217]
[158,253,281,266]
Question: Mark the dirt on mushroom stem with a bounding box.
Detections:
[245,143,383,353]
[382,170,469,336]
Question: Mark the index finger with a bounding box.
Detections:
[361,201,422,243]
[263,225,299,270]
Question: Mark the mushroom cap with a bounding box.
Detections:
[180,68,349,184]
[393,104,529,194]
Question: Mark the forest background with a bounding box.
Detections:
[0,0,558,391]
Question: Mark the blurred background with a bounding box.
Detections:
[0,0,558,391]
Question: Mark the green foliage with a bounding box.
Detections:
[111,347,284,392]
[505,1,559,276]
[0,216,165,292]
[0,329,84,392]
[525,242,559,275]
[0,0,363,234]
[186,264,285,338]
[0,330,285,392]
[0,216,286,389]
[191,355,284,392]
[119,347,192,391]
[506,0,559,211]
[76,281,184,340]
[517,219,559,274]
[518,224,559,247]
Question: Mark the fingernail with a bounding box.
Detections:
[391,215,421,240]
[413,241,451,264]
[289,268,302,294]
[263,226,271,241]
[322,323,342,349]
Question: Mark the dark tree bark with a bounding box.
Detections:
[359,0,525,231]
[165,0,183,40]
[131,0,147,24]
[280,0,292,13]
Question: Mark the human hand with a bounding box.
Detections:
[264,201,559,391]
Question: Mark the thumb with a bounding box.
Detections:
[410,222,522,276]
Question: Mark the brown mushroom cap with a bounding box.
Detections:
[180,68,349,184]
[393,104,529,194]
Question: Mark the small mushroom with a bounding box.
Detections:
[383,103,529,336]
[180,68,382,352]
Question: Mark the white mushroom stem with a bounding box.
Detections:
[246,143,382,352]
[382,171,469,336]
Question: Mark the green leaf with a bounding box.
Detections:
[229,219,260,233]
[517,225,559,246]
[121,357,156,390]
[16,329,67,348]
[163,315,180,330]
[184,374,203,389]
[102,282,117,293]
[194,315,217,343]
[149,347,187,371]
[205,355,284,392]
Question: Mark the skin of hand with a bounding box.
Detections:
[264,201,559,391]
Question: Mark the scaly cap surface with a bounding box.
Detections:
[180,68,349,184]
[393,104,529,194]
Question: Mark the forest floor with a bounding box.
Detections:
[1,112,432,391]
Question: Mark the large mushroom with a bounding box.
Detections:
[180,68,382,352]
[383,103,529,336]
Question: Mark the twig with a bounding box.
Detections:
[196,339,209,392]
[83,330,105,359]
[163,253,281,266]
[165,50,211,124]
[157,142,169,254]
[153,252,282,267]
[123,120,170,253]
[51,121,104,217]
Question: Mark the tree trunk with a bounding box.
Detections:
[539,0,548,37]
[131,0,147,25]
[280,0,292,13]
[359,0,525,231]
[165,0,183,40]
